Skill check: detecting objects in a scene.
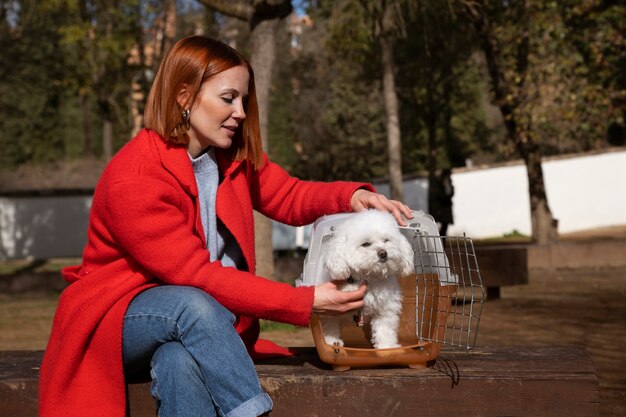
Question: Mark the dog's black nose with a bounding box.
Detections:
[378,249,387,260]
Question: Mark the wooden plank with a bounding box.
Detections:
[0,350,41,417]
[257,346,598,417]
[0,346,599,417]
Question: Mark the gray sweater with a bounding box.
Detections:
[189,148,244,269]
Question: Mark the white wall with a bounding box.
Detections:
[447,149,626,238]
[448,164,532,238]
[543,151,626,233]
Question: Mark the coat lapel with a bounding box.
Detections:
[149,129,198,198]
[147,129,206,248]
[216,150,256,273]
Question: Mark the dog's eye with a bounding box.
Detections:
[361,242,371,247]
[384,238,390,243]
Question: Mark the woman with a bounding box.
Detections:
[39,36,413,417]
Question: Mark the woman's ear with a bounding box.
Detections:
[177,84,190,109]
[324,236,351,280]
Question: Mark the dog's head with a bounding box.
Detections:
[324,210,414,282]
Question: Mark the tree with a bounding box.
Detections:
[59,0,141,160]
[464,0,559,244]
[395,4,489,214]
[359,0,406,200]
[559,0,626,147]
[196,0,293,280]
[129,0,178,137]
[0,0,69,166]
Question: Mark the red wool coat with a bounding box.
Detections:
[38,129,374,417]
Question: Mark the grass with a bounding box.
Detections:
[259,320,300,333]
[474,229,532,245]
[0,258,80,275]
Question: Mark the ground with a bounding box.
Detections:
[1,264,624,416]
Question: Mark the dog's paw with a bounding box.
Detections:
[324,335,345,347]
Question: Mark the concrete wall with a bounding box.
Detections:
[0,196,91,259]
[1,149,625,259]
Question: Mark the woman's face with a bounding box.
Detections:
[185,65,249,157]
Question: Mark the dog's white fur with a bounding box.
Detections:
[321,210,414,349]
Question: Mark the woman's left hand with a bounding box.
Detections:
[350,189,414,226]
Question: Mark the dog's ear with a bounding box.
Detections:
[398,237,415,277]
[324,235,351,280]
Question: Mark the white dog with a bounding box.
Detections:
[321,209,414,349]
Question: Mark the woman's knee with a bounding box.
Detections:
[135,285,235,323]
[174,287,236,330]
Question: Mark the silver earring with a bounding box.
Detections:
[182,108,191,122]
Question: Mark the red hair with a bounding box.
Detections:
[144,36,264,169]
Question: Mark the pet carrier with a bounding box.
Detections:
[298,210,485,371]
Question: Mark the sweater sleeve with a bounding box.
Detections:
[250,154,376,226]
[98,178,314,326]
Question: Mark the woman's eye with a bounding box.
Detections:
[361,242,371,247]
[222,96,234,104]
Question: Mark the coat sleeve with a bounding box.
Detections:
[98,177,314,327]
[250,154,376,226]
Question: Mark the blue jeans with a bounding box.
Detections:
[122,285,273,417]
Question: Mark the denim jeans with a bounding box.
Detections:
[122,285,273,417]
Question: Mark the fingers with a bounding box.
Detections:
[313,283,367,315]
[351,190,413,226]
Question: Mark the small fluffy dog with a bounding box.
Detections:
[321,209,414,349]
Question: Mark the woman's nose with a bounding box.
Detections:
[233,101,246,120]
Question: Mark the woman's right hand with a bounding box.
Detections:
[312,281,367,315]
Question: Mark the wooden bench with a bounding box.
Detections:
[474,244,529,299]
[0,346,598,416]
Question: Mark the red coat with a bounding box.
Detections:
[39,129,374,417]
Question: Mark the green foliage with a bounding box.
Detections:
[268,1,388,181]
[0,0,71,167]
[1,0,624,179]
[267,22,300,172]
[558,0,626,147]
[466,0,624,157]
[396,4,490,170]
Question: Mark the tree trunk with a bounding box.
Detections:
[163,0,177,53]
[102,117,113,161]
[520,137,559,244]
[80,89,94,157]
[197,0,293,280]
[249,18,278,280]
[248,19,277,152]
[380,34,404,202]
[130,80,144,138]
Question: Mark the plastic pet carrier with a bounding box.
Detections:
[298,210,485,371]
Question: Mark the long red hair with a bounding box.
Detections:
[144,35,263,170]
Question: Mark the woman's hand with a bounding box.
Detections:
[350,189,414,226]
[312,281,367,315]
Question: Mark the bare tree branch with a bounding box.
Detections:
[195,0,253,21]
